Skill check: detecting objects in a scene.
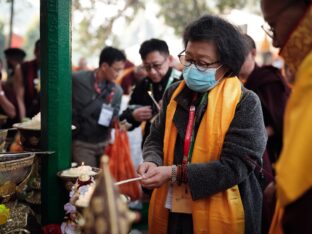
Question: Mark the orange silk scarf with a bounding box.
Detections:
[148,78,245,234]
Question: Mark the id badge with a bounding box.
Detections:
[98,104,114,127]
[165,185,173,209]
[172,184,192,214]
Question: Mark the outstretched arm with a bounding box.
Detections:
[13,65,26,120]
[0,81,16,118]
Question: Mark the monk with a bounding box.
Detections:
[261,0,312,233]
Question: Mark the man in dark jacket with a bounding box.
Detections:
[72,46,125,167]
[120,38,181,145]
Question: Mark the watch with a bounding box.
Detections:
[171,165,177,184]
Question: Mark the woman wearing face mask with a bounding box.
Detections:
[137,15,267,234]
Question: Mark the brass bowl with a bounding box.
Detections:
[57,167,102,191]
[0,153,36,185]
[0,152,36,201]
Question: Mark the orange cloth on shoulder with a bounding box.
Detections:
[148,77,245,234]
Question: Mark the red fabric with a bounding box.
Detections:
[42,224,62,234]
[26,61,36,98]
[244,64,290,163]
[20,59,40,118]
[105,126,141,200]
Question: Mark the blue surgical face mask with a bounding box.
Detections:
[183,64,222,92]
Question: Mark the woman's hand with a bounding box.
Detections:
[139,165,171,189]
[137,162,157,176]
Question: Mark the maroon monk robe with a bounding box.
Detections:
[244,64,291,234]
[21,59,40,118]
[244,64,291,164]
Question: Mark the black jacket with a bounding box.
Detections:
[119,67,181,145]
[72,70,123,143]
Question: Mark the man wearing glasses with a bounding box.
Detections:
[261,0,312,233]
[72,46,126,167]
[120,38,181,145]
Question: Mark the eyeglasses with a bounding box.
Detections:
[143,57,167,72]
[261,23,274,38]
[110,66,123,74]
[261,1,297,38]
[178,50,219,72]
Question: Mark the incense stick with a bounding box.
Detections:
[1,128,17,131]
[114,177,142,186]
[147,91,160,111]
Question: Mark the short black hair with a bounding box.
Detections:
[243,34,256,52]
[4,48,26,61]
[35,39,40,50]
[139,38,170,60]
[183,15,247,76]
[99,46,126,67]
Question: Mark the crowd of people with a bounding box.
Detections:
[0,0,311,233]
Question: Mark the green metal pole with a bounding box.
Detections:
[40,0,72,224]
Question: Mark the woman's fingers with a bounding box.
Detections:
[137,162,157,176]
[141,166,171,189]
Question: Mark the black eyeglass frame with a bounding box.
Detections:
[261,24,274,38]
[143,57,168,72]
[178,50,220,72]
[261,0,298,38]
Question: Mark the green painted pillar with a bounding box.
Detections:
[40,0,72,224]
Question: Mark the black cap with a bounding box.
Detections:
[4,48,26,61]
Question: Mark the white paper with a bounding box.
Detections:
[98,104,114,127]
[165,184,173,210]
